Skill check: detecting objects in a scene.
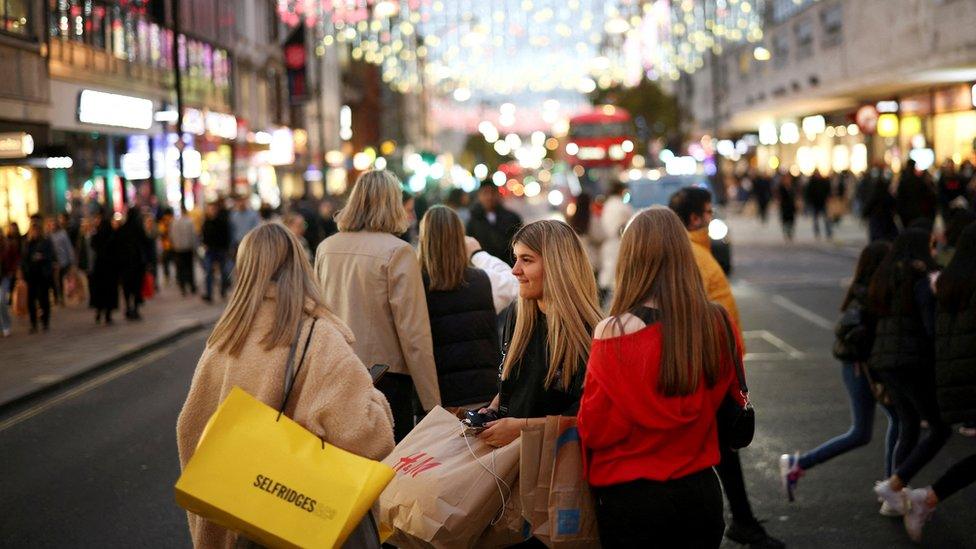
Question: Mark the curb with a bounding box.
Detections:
[0,321,210,415]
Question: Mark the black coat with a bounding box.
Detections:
[870,276,935,373]
[90,222,120,311]
[777,184,797,222]
[22,237,54,281]
[466,204,522,266]
[425,268,500,407]
[805,175,831,210]
[935,292,976,424]
[202,211,231,251]
[118,215,150,296]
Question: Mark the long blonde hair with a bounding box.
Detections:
[502,220,602,390]
[418,205,467,291]
[609,207,723,396]
[207,223,327,357]
[336,170,409,234]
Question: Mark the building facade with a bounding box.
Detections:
[0,0,49,229]
[681,0,976,175]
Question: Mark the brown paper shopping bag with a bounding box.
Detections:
[378,407,520,549]
[518,416,600,548]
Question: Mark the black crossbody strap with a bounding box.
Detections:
[717,308,749,396]
[277,318,318,419]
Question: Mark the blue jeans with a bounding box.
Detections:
[203,249,232,299]
[799,362,900,477]
[811,208,833,239]
[0,275,12,333]
[879,368,952,484]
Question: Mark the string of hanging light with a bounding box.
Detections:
[274,0,769,97]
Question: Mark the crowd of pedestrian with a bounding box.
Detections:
[779,213,976,543]
[733,159,976,245]
[176,169,792,549]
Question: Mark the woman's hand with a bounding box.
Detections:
[478,417,523,448]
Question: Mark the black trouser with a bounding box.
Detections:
[26,277,51,329]
[717,445,756,525]
[933,454,976,502]
[879,369,951,483]
[592,468,724,548]
[160,250,175,282]
[375,372,421,443]
[174,250,196,294]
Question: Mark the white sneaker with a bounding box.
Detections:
[874,480,907,516]
[904,488,934,542]
[879,500,904,517]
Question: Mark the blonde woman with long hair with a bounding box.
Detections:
[577,207,746,548]
[418,205,515,407]
[177,223,394,548]
[478,219,602,448]
[315,170,440,441]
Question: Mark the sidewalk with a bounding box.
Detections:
[725,207,868,254]
[0,280,224,409]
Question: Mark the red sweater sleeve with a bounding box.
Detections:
[577,360,632,450]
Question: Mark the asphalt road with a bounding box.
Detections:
[1,237,974,548]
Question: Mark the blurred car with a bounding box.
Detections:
[627,173,733,274]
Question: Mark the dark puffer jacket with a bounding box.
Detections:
[425,268,500,407]
[870,278,935,373]
[935,291,976,424]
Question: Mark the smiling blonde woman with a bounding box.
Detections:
[477,219,602,449]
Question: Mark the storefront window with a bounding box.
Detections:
[0,167,40,230]
[1,0,31,36]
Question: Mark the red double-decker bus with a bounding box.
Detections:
[564,106,637,169]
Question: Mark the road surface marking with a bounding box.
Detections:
[771,295,834,331]
[742,330,805,360]
[0,344,179,433]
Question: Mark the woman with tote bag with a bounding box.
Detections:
[177,223,394,548]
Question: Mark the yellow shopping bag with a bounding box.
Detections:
[175,386,395,549]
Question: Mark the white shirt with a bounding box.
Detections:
[471,250,519,314]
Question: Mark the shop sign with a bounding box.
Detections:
[877,113,899,138]
[268,128,295,166]
[899,93,932,116]
[856,105,879,135]
[182,108,206,136]
[933,84,973,114]
[0,132,34,159]
[205,112,238,140]
[78,90,154,130]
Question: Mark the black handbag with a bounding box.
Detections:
[716,311,755,450]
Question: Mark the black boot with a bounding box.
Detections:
[726,519,786,548]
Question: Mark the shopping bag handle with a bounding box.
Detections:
[277,318,317,421]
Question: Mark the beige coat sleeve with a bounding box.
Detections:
[386,244,441,411]
[291,332,396,461]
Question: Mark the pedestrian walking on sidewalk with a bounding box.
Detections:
[157,209,175,284]
[805,170,833,240]
[90,212,120,324]
[578,207,745,549]
[229,195,260,257]
[0,226,23,337]
[477,220,602,450]
[22,215,54,333]
[314,170,441,442]
[177,222,394,549]
[118,209,151,320]
[170,209,198,296]
[416,206,510,408]
[201,201,232,303]
[779,241,900,502]
[45,216,75,306]
[869,229,951,517]
[669,187,785,549]
[862,166,899,242]
[777,172,798,243]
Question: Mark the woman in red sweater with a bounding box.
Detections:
[577,207,745,548]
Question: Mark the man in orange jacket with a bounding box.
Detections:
[670,187,784,549]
